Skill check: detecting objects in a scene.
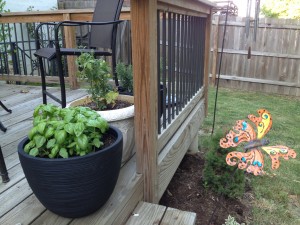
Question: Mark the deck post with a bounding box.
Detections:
[131,0,159,203]
[63,13,79,90]
[187,134,199,154]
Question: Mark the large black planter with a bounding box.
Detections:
[18,126,123,218]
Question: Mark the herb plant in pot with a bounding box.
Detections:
[18,104,123,218]
[67,53,135,166]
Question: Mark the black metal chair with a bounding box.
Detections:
[34,0,124,108]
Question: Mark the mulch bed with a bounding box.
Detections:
[159,152,252,225]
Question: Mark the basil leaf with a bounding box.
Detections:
[28,127,38,140]
[55,130,67,145]
[93,138,102,148]
[45,126,55,139]
[24,141,35,153]
[74,122,85,137]
[64,123,75,135]
[59,148,68,158]
[46,138,56,149]
[34,135,46,148]
[29,148,39,157]
[37,122,47,134]
[76,134,88,150]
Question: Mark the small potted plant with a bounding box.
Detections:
[18,104,123,218]
[116,62,133,95]
[68,53,135,166]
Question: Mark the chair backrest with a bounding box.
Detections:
[89,0,124,49]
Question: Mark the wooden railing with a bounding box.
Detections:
[131,0,214,202]
[0,8,130,88]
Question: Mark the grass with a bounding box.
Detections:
[199,86,300,225]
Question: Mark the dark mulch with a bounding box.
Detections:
[159,152,252,225]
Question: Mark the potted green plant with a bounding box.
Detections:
[68,53,135,166]
[116,62,133,95]
[18,104,123,218]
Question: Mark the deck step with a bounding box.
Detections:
[126,201,196,225]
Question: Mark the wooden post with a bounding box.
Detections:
[131,0,159,203]
[204,11,212,115]
[187,134,199,154]
[63,13,79,90]
[211,15,219,86]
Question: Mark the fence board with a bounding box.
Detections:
[211,16,300,96]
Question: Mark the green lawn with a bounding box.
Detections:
[199,86,300,225]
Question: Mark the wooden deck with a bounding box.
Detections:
[0,82,143,225]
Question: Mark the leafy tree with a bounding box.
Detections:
[0,0,11,43]
[0,0,11,73]
[261,0,300,19]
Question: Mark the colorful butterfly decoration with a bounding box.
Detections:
[219,109,297,176]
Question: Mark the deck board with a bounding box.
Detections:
[161,208,196,225]
[125,201,166,225]
[126,202,197,225]
[0,83,142,225]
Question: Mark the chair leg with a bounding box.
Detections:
[0,146,9,183]
[0,122,7,132]
[38,57,47,105]
[0,101,12,113]
[56,56,66,108]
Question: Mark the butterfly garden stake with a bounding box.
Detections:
[219,109,297,176]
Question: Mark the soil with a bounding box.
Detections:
[83,100,133,111]
[99,132,116,150]
[159,152,253,225]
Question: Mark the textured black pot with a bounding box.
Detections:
[18,126,123,218]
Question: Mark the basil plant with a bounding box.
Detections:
[24,104,109,158]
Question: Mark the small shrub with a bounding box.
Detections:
[116,62,133,93]
[76,52,119,110]
[223,215,245,225]
[202,131,245,198]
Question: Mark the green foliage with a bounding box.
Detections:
[223,215,245,225]
[201,86,300,224]
[76,52,119,110]
[261,0,300,19]
[24,104,109,158]
[26,6,37,39]
[26,6,58,40]
[202,131,245,198]
[116,62,133,93]
[0,0,12,50]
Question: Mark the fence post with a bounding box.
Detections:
[204,12,212,115]
[63,13,79,90]
[211,16,219,86]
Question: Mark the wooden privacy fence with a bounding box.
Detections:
[211,15,300,96]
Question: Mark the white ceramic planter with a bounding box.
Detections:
[67,95,135,165]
